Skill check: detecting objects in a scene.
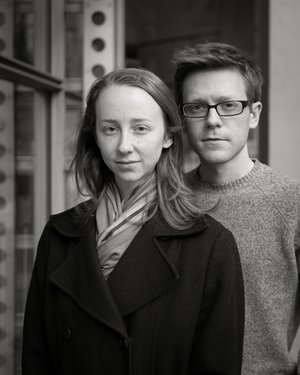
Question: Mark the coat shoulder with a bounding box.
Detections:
[49,199,93,238]
[202,214,235,238]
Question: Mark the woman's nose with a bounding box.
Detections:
[117,132,134,153]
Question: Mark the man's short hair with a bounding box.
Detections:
[172,42,263,106]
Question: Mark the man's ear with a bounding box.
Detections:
[249,101,262,129]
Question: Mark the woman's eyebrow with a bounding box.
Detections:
[99,118,118,124]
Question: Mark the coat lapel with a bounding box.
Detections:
[49,213,128,337]
[49,205,208,333]
[107,214,208,317]
[107,219,179,317]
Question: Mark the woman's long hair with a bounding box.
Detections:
[71,67,203,230]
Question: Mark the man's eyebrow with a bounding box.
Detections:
[216,96,237,102]
[184,98,206,103]
[187,96,237,103]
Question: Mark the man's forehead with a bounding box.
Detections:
[182,68,247,100]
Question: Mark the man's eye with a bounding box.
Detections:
[220,101,238,109]
[189,104,206,112]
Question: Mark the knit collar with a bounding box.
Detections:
[189,159,265,192]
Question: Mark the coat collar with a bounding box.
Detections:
[50,201,209,239]
[49,203,209,337]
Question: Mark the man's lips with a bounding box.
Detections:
[202,138,226,142]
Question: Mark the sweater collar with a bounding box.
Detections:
[188,159,265,192]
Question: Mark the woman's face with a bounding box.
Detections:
[95,84,172,198]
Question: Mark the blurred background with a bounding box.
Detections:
[0,0,299,373]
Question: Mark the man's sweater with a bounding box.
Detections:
[187,160,300,374]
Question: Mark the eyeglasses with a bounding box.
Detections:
[182,100,251,118]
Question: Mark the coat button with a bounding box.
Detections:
[119,337,129,350]
[62,326,72,341]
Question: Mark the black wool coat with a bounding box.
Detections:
[22,204,244,375]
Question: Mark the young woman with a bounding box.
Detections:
[22,67,244,375]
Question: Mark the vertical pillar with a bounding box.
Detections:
[269,0,300,180]
[269,0,300,359]
[50,0,66,215]
[83,0,125,101]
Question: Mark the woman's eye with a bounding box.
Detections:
[134,125,149,133]
[103,126,117,135]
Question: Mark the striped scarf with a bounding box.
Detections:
[96,174,157,279]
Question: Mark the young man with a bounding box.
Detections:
[173,42,300,375]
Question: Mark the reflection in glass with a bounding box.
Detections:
[65,10,83,77]
[15,92,34,157]
[14,240,34,374]
[15,174,33,235]
[65,92,83,208]
[14,0,34,65]
[14,86,35,375]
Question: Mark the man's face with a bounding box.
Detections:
[182,68,261,168]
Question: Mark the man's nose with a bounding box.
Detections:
[205,107,222,127]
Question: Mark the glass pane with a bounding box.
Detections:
[14,205,34,374]
[14,89,35,375]
[65,3,83,77]
[64,1,84,206]
[1,0,61,373]
[0,86,48,375]
[65,92,81,162]
[64,92,82,208]
[15,92,34,157]
[14,0,34,65]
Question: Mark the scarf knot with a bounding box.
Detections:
[96,175,157,279]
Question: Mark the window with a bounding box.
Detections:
[0,1,64,373]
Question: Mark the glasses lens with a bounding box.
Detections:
[217,101,243,116]
[183,103,207,118]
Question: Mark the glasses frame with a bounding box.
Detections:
[181,100,251,118]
